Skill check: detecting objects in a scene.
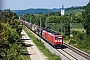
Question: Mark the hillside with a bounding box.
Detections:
[65,6,84,15]
[11,8,61,15]
[11,6,84,15]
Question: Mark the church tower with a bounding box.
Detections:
[61,5,65,16]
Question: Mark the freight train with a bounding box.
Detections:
[20,20,63,47]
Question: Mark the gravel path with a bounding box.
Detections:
[21,30,46,60]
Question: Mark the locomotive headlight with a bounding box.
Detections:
[60,40,62,42]
[55,40,57,42]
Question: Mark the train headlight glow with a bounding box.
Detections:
[55,40,57,42]
[60,40,62,42]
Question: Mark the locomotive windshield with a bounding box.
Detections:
[55,36,62,40]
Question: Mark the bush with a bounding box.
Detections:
[0,23,23,60]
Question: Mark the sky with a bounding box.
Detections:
[1,0,89,10]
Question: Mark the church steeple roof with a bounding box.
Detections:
[62,5,64,10]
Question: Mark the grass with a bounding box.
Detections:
[71,23,86,32]
[82,49,90,54]
[23,26,60,60]
[71,23,84,29]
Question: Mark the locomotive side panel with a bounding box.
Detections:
[42,30,46,39]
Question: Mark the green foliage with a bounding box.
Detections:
[72,31,86,40]
[10,19,22,35]
[0,9,28,60]
[1,9,22,35]
[2,9,18,23]
[0,23,22,59]
[47,11,61,16]
[45,16,70,36]
[72,13,83,23]
[82,2,90,36]
[71,23,84,29]
[45,16,60,25]
[21,14,47,27]
[68,30,90,54]
[65,6,84,15]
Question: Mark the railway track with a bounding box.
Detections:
[25,26,90,60]
[63,43,90,60]
[57,49,77,60]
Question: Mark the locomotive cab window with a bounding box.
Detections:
[55,36,62,40]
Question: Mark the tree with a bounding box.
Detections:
[72,13,83,23]
[0,23,22,60]
[0,9,23,59]
[1,9,22,35]
[82,2,90,37]
[2,9,18,23]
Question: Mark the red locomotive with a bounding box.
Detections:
[20,20,25,24]
[42,30,63,47]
